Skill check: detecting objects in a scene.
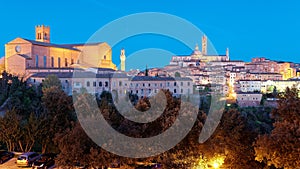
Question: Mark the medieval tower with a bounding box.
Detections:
[202,35,207,55]
[120,48,126,71]
[35,25,50,43]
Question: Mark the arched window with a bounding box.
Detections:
[99,81,102,87]
[65,58,68,67]
[58,57,61,68]
[51,57,54,67]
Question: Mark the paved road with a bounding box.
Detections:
[1,158,19,169]
[1,158,55,169]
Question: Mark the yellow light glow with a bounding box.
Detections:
[209,155,225,169]
[212,161,220,168]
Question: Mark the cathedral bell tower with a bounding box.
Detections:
[35,25,50,43]
[202,35,207,55]
[120,48,126,71]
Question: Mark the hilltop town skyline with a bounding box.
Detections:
[1,0,300,70]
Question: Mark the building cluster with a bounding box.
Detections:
[1,25,193,99]
[1,25,300,108]
[146,36,300,107]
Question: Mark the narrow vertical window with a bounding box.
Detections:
[51,57,54,67]
[43,56,47,67]
[58,57,61,68]
[35,55,39,67]
[65,58,68,67]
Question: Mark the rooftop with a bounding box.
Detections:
[23,39,80,51]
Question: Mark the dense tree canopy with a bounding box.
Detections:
[1,72,298,168]
[254,87,300,169]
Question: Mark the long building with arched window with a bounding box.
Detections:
[4,25,117,76]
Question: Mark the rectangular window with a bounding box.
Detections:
[51,57,54,67]
[35,55,39,67]
[43,56,47,67]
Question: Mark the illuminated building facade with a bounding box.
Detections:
[4,25,117,76]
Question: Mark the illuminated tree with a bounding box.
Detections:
[254,87,300,168]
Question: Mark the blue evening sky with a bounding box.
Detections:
[0,0,299,70]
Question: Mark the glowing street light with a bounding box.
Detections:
[212,161,220,168]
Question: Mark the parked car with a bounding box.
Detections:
[32,153,56,169]
[16,152,40,167]
[0,150,14,164]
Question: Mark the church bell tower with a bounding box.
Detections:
[120,48,126,71]
[35,25,50,43]
[202,35,207,55]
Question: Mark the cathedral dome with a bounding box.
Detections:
[191,44,202,59]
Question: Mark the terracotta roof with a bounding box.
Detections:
[23,39,81,51]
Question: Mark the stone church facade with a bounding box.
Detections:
[4,25,117,76]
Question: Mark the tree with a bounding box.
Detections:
[42,74,62,90]
[199,109,264,169]
[8,82,42,117]
[254,87,300,168]
[0,109,21,151]
[40,86,74,153]
[17,113,40,152]
[55,122,115,168]
[174,72,181,77]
